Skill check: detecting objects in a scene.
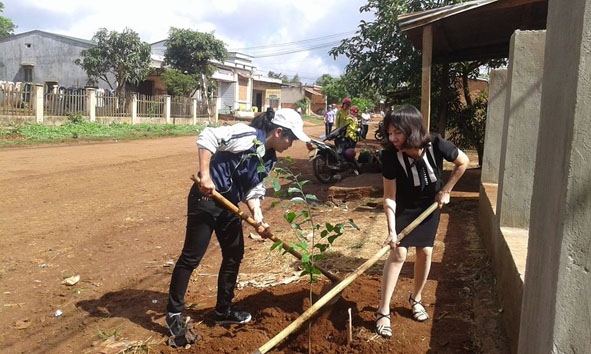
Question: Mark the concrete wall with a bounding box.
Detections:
[0,31,102,88]
[518,1,591,353]
[496,30,546,230]
[481,69,507,184]
[479,30,546,353]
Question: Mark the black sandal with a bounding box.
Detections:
[409,294,429,322]
[375,312,392,338]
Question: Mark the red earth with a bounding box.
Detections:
[0,120,510,354]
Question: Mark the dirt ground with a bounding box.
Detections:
[0,120,510,354]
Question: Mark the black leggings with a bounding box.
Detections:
[167,184,244,314]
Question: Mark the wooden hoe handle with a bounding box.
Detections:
[189,175,341,284]
[252,201,439,354]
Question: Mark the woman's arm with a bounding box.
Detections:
[436,149,469,208]
[382,177,398,249]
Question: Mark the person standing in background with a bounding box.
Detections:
[361,108,371,139]
[335,98,352,128]
[324,104,335,136]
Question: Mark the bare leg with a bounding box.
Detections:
[412,247,433,302]
[377,246,407,322]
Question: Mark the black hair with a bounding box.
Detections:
[250,107,297,140]
[383,104,430,149]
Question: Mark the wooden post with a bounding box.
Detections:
[421,24,433,131]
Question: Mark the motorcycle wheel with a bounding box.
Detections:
[313,154,336,184]
[374,130,384,141]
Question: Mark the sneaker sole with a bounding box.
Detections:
[215,315,252,325]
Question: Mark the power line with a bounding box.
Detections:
[250,41,342,58]
[228,31,355,51]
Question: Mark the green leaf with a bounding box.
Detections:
[272,179,281,192]
[290,197,305,203]
[325,223,334,232]
[285,211,297,223]
[348,219,360,230]
[312,254,326,262]
[320,229,328,238]
[328,235,339,244]
[288,187,301,195]
[305,194,318,201]
[296,241,308,251]
[315,244,329,252]
[270,241,283,251]
[301,253,310,263]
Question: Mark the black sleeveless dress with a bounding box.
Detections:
[381,135,459,247]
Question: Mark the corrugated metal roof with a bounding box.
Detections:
[399,0,497,31]
[398,0,548,63]
[304,87,323,96]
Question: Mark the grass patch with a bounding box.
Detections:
[0,121,205,146]
[301,114,324,125]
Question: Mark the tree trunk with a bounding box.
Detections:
[201,74,211,118]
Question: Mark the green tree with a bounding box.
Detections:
[330,0,504,165]
[164,28,227,114]
[0,2,16,38]
[268,71,290,83]
[315,74,349,105]
[161,68,200,96]
[75,27,151,99]
[290,73,301,83]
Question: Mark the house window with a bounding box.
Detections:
[23,65,34,83]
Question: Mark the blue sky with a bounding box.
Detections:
[3,0,375,84]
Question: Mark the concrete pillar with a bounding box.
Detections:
[191,98,197,125]
[131,94,137,124]
[481,69,507,184]
[247,76,253,110]
[86,88,96,122]
[164,95,171,124]
[496,30,546,229]
[34,84,43,124]
[518,1,591,353]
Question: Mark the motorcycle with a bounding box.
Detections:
[374,120,386,142]
[306,124,381,184]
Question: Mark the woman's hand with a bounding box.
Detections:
[436,190,451,209]
[383,232,400,250]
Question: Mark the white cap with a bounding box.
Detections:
[271,108,310,142]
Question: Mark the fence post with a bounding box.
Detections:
[191,98,197,125]
[34,84,44,124]
[131,94,138,124]
[86,88,96,122]
[165,95,171,124]
[212,98,218,123]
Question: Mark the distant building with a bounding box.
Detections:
[281,83,326,115]
[0,30,114,92]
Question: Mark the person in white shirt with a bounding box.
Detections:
[361,109,371,139]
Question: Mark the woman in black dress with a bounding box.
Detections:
[375,105,469,338]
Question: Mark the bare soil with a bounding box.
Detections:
[0,120,510,354]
